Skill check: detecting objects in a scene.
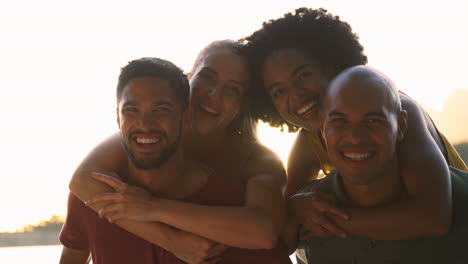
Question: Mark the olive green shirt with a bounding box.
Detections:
[296,167,468,264]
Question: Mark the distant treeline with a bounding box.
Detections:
[17,215,64,233]
[455,142,468,164]
[0,215,64,247]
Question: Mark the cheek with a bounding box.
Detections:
[225,99,241,118]
[271,97,288,116]
[189,85,202,100]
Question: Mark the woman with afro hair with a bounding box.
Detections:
[244,7,467,246]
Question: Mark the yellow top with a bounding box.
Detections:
[306,130,334,175]
[307,129,468,174]
[439,132,468,171]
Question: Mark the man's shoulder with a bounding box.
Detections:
[450,166,468,196]
[298,171,339,193]
[450,166,468,178]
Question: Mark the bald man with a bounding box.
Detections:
[294,66,468,264]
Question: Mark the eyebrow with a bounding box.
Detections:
[328,110,346,117]
[122,101,137,108]
[266,63,311,92]
[122,99,175,108]
[155,99,175,107]
[200,67,246,88]
[199,67,217,75]
[365,111,386,118]
[328,110,386,117]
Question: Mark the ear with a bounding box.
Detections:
[116,107,121,128]
[397,110,408,142]
[186,72,192,81]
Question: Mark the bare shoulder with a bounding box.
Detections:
[290,129,321,165]
[399,92,446,155]
[242,141,286,183]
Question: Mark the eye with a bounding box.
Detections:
[155,105,172,113]
[123,107,138,113]
[329,118,347,127]
[224,85,241,97]
[157,107,169,112]
[197,71,216,83]
[366,118,385,127]
[298,70,313,80]
[271,87,285,98]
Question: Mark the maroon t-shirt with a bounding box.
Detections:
[153,170,292,264]
[60,192,155,264]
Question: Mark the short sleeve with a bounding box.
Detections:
[59,192,90,250]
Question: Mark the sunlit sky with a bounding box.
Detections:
[1,0,467,232]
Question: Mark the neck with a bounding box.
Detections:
[342,157,404,208]
[186,127,240,155]
[127,149,188,199]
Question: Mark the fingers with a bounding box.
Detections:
[312,196,349,220]
[299,226,331,240]
[305,210,347,238]
[203,257,222,264]
[201,243,226,264]
[91,172,128,191]
[98,204,124,223]
[294,194,348,238]
[85,192,122,206]
[206,243,227,259]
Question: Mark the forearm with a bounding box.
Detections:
[81,187,187,251]
[112,218,182,252]
[280,208,300,255]
[286,130,321,198]
[69,169,116,202]
[333,197,449,240]
[69,132,127,202]
[152,199,280,249]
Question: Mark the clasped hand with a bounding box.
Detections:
[290,185,349,240]
[85,172,157,223]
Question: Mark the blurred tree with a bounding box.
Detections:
[18,215,64,233]
[454,142,468,164]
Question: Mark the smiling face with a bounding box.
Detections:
[322,73,406,185]
[188,46,250,135]
[117,76,183,170]
[261,48,332,131]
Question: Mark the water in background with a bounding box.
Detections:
[0,245,63,263]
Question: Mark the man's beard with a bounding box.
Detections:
[122,129,181,170]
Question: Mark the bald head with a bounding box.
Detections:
[321,65,407,189]
[324,65,401,115]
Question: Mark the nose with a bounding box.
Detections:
[138,112,158,130]
[206,83,222,97]
[345,124,368,144]
[288,83,306,105]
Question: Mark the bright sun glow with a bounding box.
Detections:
[1,0,467,232]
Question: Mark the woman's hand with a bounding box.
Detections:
[85,172,156,223]
[290,186,349,239]
[168,229,227,264]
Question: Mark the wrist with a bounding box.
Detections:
[149,197,164,221]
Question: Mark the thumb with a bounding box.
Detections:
[91,172,128,191]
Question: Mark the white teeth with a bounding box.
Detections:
[200,105,218,115]
[296,101,317,115]
[136,137,159,144]
[343,152,372,160]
